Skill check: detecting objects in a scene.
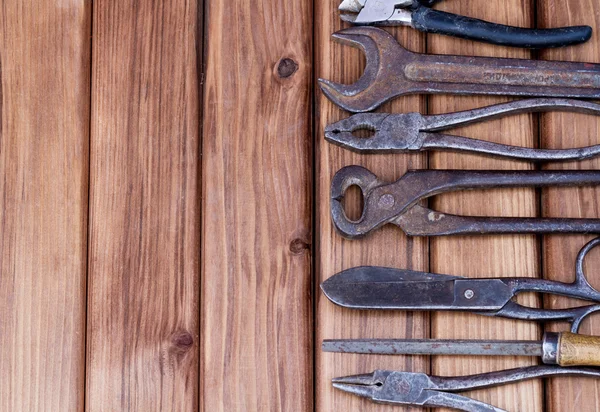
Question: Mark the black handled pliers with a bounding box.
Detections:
[338,0,592,48]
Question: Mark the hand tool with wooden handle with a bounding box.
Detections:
[323,332,600,367]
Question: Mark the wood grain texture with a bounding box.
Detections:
[200,0,313,410]
[314,9,428,412]
[539,0,600,410]
[0,2,91,411]
[86,1,200,410]
[428,1,543,411]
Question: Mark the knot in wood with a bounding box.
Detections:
[289,238,310,254]
[277,58,298,78]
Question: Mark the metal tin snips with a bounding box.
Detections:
[321,238,600,332]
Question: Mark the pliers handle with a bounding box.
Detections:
[325,98,600,162]
[334,366,600,411]
[340,0,592,48]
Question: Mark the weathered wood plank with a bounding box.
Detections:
[539,1,600,410]
[200,0,313,410]
[86,1,200,410]
[428,2,543,411]
[0,2,91,410]
[314,7,428,411]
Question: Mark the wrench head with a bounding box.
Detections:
[319,27,414,113]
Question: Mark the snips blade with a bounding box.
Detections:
[321,266,513,311]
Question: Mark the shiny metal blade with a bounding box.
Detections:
[326,266,463,283]
[321,267,468,310]
[323,339,543,357]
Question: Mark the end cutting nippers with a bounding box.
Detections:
[331,166,600,239]
[338,0,592,49]
[333,366,600,412]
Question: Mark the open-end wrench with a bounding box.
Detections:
[319,27,600,113]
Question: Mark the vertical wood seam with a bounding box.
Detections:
[198,0,205,408]
[84,1,96,411]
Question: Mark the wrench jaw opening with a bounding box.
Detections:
[319,27,414,113]
[330,165,380,239]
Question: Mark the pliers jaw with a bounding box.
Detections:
[332,370,507,411]
[325,113,424,153]
[338,0,367,13]
[332,370,436,406]
[337,0,592,48]
[339,0,413,25]
[332,371,382,400]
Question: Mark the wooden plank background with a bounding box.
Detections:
[539,0,600,410]
[428,1,543,411]
[201,0,313,409]
[1,0,600,411]
[0,2,91,411]
[314,2,429,412]
[86,1,200,410]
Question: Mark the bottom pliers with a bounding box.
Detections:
[333,366,600,412]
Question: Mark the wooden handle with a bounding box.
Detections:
[558,332,600,367]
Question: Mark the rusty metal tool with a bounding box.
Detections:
[321,238,600,332]
[333,366,600,411]
[319,27,600,113]
[338,0,592,48]
[325,98,600,161]
[324,332,600,366]
[331,166,600,238]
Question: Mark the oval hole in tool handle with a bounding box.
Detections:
[351,126,376,140]
[342,184,364,222]
[330,165,380,239]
